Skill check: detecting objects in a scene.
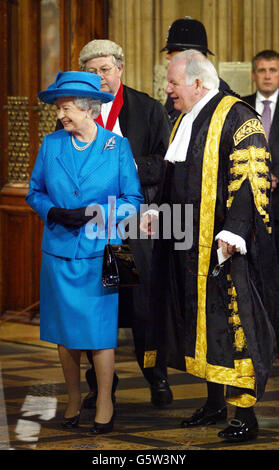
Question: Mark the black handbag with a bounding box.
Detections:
[102,202,140,288]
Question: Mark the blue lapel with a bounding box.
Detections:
[56,132,79,188]
[78,124,114,185]
[55,124,111,187]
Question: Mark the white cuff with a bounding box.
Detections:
[215,230,247,255]
[141,209,159,218]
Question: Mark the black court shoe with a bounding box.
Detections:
[61,412,80,429]
[181,405,227,428]
[218,418,259,442]
[90,412,115,435]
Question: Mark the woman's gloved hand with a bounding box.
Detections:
[47,207,94,229]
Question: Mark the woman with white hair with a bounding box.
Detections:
[26,71,143,435]
[56,38,173,411]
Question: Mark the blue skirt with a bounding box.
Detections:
[40,252,118,349]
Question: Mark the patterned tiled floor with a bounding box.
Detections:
[0,321,279,455]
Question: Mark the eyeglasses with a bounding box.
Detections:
[86,65,116,77]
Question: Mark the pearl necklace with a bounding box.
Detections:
[71,134,95,151]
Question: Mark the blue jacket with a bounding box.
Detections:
[26,125,144,258]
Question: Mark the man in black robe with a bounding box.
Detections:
[141,49,279,442]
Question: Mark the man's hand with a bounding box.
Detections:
[218,239,236,258]
[140,212,159,236]
[271,173,279,192]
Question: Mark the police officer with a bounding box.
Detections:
[161,17,238,125]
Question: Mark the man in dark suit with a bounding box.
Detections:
[242,50,279,255]
[76,39,173,408]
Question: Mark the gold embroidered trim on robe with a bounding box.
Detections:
[233,118,265,146]
[228,277,247,352]
[185,95,240,376]
[144,350,157,368]
[228,146,271,233]
[185,96,257,405]
[226,394,257,408]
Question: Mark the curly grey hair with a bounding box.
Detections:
[73,97,102,119]
[79,39,125,69]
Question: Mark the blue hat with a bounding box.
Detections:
[38,71,114,104]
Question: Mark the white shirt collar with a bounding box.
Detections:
[256,88,279,104]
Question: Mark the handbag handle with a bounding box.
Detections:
[107,198,116,244]
[107,198,126,244]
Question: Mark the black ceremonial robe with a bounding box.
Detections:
[145,92,279,408]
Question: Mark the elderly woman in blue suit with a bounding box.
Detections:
[26,71,143,434]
